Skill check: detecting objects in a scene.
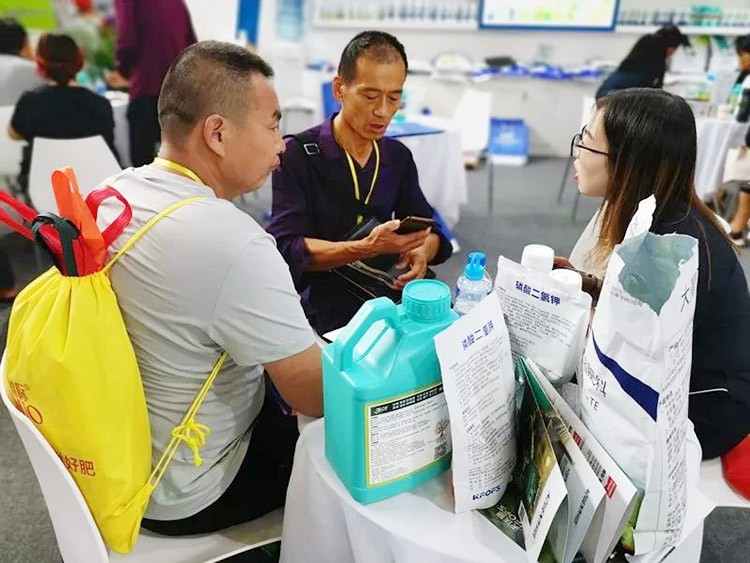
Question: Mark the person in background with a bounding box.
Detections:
[8,33,119,191]
[724,185,750,245]
[595,25,691,99]
[718,37,750,244]
[267,31,453,335]
[734,35,750,86]
[98,41,322,535]
[113,0,197,166]
[562,89,750,482]
[0,18,44,105]
[0,18,41,299]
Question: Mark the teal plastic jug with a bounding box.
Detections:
[323,279,458,504]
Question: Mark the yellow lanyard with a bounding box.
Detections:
[153,157,204,185]
[343,140,380,224]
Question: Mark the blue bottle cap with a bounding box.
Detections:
[464,252,486,281]
[403,279,452,322]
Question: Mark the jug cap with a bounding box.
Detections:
[403,279,452,322]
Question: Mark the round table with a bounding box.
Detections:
[694,117,748,200]
[280,419,710,563]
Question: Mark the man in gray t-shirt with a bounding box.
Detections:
[97,42,322,535]
[0,18,43,106]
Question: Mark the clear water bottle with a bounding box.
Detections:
[476,252,494,287]
[454,251,493,316]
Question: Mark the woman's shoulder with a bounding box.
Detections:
[653,204,721,239]
[655,205,746,286]
[67,87,114,115]
[69,86,110,103]
[17,83,55,102]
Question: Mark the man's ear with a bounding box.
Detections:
[332,75,345,102]
[203,114,228,157]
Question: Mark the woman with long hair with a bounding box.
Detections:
[596,25,691,99]
[565,88,750,471]
[8,33,119,190]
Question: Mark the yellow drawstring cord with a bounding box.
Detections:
[171,420,211,467]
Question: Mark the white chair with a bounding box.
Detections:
[28,135,121,214]
[280,98,316,137]
[451,88,492,165]
[1,357,283,563]
[0,105,24,191]
[557,95,597,222]
[699,457,750,509]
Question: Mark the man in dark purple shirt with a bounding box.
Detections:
[267,31,453,334]
[114,0,197,166]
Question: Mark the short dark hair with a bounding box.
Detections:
[158,41,274,143]
[0,17,27,55]
[337,30,408,84]
[36,33,84,85]
[736,35,750,55]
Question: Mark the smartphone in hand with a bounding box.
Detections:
[396,216,434,234]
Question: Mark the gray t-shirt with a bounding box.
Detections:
[98,165,315,520]
[0,54,44,106]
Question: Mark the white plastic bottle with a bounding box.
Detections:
[520,244,554,273]
[549,268,583,294]
[454,251,493,315]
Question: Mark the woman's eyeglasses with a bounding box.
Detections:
[571,130,609,158]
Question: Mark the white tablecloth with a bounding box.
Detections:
[695,117,748,200]
[393,117,467,227]
[280,419,713,563]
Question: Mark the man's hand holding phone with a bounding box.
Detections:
[364,219,430,257]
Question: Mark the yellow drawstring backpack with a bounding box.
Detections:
[2,171,226,554]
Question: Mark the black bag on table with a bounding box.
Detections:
[334,216,436,304]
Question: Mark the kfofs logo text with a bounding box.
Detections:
[472,484,504,500]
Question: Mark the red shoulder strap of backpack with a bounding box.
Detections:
[0,191,38,240]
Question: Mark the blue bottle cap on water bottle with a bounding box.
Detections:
[464,252,486,281]
[403,279,452,322]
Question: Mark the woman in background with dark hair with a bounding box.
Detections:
[564,88,750,494]
[7,33,119,191]
[595,25,691,99]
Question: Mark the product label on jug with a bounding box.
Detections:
[365,383,451,487]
